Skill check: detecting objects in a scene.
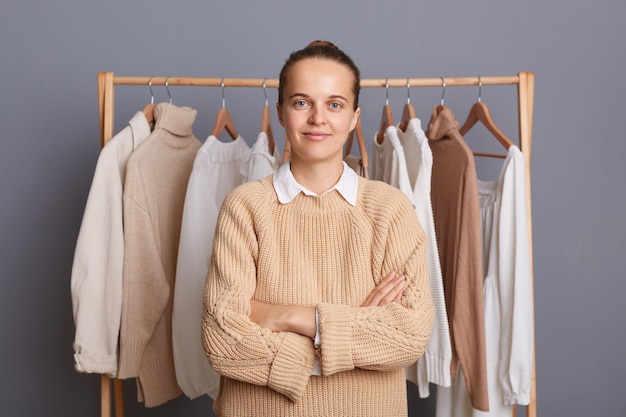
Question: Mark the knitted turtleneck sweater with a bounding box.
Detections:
[202,175,435,417]
[117,103,202,407]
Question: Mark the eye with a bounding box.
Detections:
[294,100,309,108]
[329,102,343,110]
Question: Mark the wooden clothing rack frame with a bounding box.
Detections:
[96,71,536,417]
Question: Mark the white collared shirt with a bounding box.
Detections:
[273,161,358,206]
[272,160,358,375]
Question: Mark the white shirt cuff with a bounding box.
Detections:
[311,308,321,375]
[314,308,321,348]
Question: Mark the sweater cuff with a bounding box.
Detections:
[117,338,147,379]
[317,303,354,375]
[267,332,315,402]
[137,356,182,407]
[416,351,453,398]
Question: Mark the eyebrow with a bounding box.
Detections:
[288,93,349,102]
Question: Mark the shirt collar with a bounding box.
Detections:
[273,161,358,206]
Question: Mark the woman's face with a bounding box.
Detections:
[278,58,360,166]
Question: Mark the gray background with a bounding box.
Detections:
[1,0,624,416]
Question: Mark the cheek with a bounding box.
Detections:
[337,114,356,131]
[284,111,308,127]
[281,113,304,135]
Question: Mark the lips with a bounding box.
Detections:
[302,131,330,141]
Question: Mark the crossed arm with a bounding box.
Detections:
[249,271,408,339]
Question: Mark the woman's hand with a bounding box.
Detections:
[360,271,406,307]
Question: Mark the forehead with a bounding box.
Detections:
[285,58,355,98]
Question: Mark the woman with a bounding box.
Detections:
[202,40,434,417]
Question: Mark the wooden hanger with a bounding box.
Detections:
[260,105,276,154]
[260,80,276,155]
[398,78,416,133]
[282,141,291,163]
[459,78,513,156]
[344,118,369,168]
[344,118,369,178]
[376,79,394,144]
[211,79,239,140]
[211,107,238,139]
[142,103,155,124]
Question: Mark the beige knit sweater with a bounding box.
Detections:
[117,103,202,407]
[202,175,435,417]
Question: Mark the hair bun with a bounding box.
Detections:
[305,40,338,49]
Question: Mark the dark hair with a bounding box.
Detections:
[278,40,361,110]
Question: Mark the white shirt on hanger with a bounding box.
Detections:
[70,111,151,377]
[173,132,281,400]
[397,118,452,397]
[370,125,415,207]
[241,131,282,183]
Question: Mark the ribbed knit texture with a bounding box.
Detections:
[426,104,489,412]
[397,118,452,396]
[118,102,201,407]
[202,175,435,417]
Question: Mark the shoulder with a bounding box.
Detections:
[357,178,421,235]
[359,177,414,213]
[220,175,276,212]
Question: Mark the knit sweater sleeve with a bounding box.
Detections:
[202,185,316,402]
[317,186,435,376]
[117,164,171,378]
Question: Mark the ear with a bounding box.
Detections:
[276,102,285,127]
[349,106,361,131]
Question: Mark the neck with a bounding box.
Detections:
[289,155,344,195]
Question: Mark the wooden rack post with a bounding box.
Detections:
[97,71,536,417]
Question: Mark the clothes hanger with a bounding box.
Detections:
[459,77,514,154]
[260,79,276,155]
[376,78,394,144]
[344,118,363,158]
[344,118,369,178]
[344,118,368,163]
[281,141,291,163]
[398,78,416,133]
[211,78,239,140]
[142,76,156,124]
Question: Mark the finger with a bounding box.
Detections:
[384,271,398,282]
[363,273,404,307]
[364,272,397,306]
[393,278,407,302]
[378,275,406,306]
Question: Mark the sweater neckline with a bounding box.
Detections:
[153,103,197,148]
[261,176,358,214]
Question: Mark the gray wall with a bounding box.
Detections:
[1,1,624,416]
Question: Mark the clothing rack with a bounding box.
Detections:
[96,71,536,417]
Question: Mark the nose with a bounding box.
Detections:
[308,105,326,125]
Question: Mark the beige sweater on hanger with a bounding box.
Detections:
[202,175,435,417]
[117,102,202,407]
